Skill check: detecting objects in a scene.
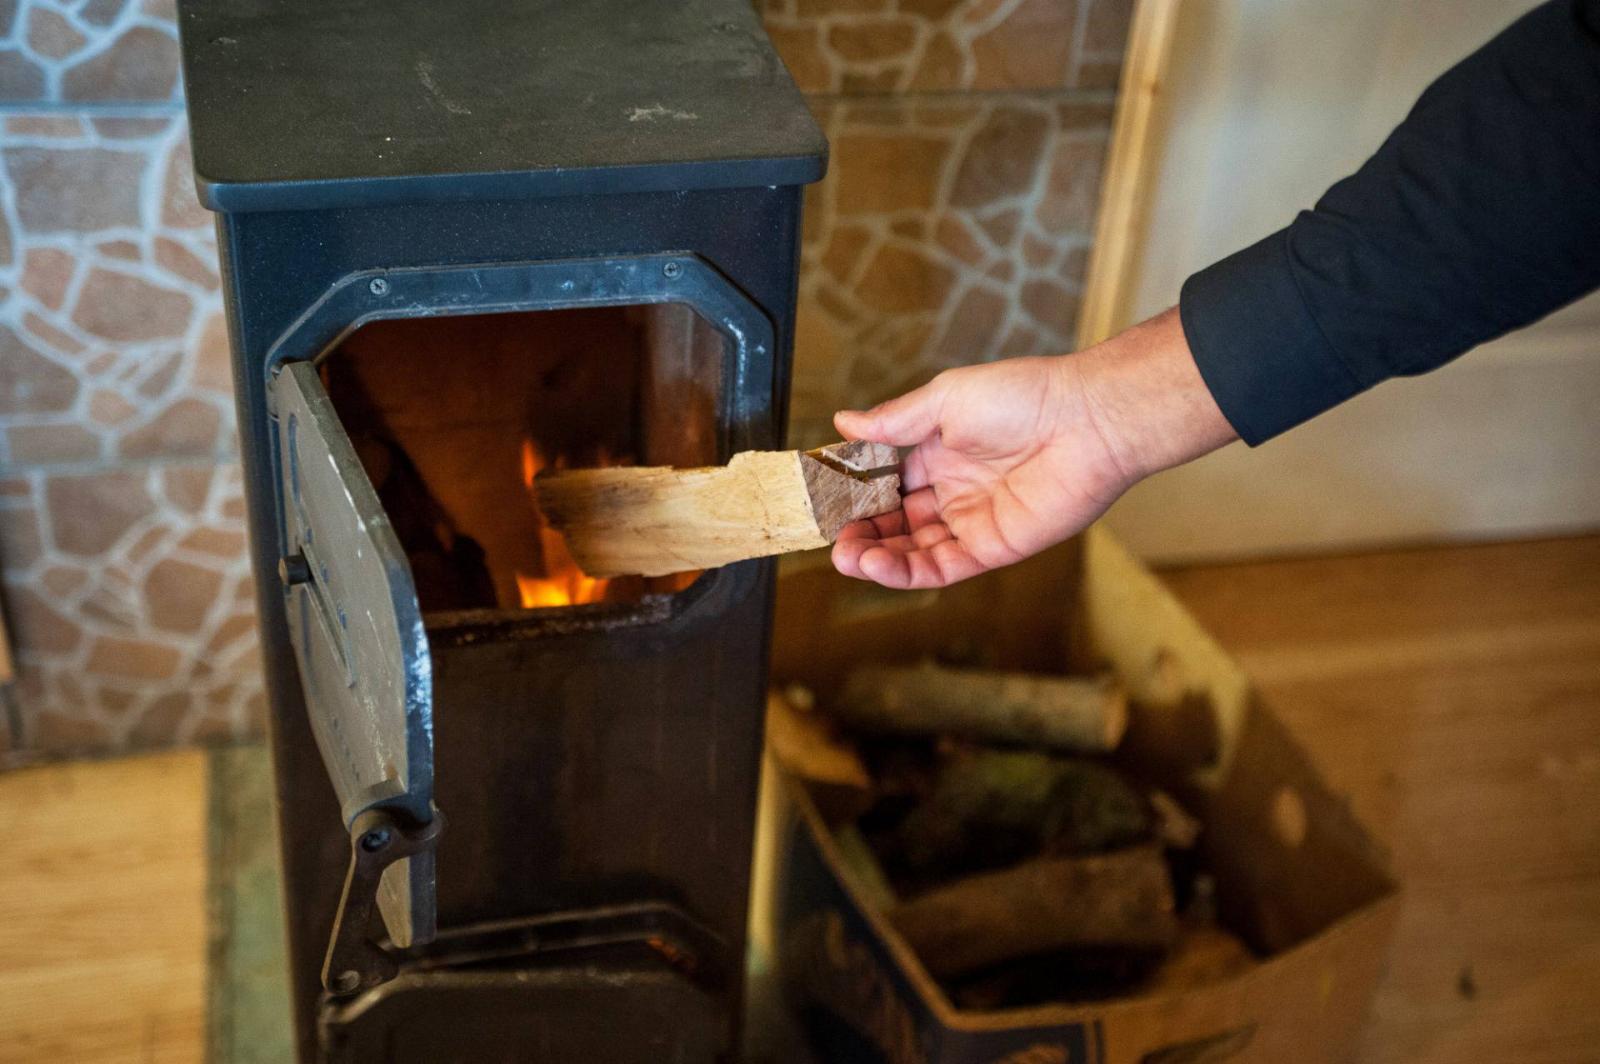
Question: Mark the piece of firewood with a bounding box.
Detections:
[534,440,900,577]
[889,846,1178,979]
[888,749,1152,882]
[836,662,1128,753]
[765,688,875,822]
[1149,789,1203,850]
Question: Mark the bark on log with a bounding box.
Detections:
[889,846,1178,979]
[890,749,1152,880]
[534,440,899,577]
[837,662,1128,753]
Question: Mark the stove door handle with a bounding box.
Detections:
[321,805,444,997]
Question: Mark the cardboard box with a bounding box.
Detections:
[753,527,1399,1064]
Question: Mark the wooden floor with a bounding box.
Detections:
[1,535,1597,1063]
[1162,535,1600,1064]
[0,750,208,1064]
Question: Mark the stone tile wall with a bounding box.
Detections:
[0,0,260,762]
[769,0,1131,446]
[0,0,1132,762]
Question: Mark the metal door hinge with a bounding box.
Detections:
[322,806,444,997]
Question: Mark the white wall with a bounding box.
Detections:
[1101,0,1600,562]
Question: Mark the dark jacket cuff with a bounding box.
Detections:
[1179,228,1365,446]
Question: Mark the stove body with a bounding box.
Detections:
[178,3,825,1060]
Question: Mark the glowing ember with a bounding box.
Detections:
[516,439,610,608]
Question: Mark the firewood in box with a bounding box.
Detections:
[534,440,900,577]
[888,846,1179,980]
[837,662,1128,753]
[881,748,1152,884]
[764,687,875,822]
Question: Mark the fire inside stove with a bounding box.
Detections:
[320,303,723,613]
[516,439,608,608]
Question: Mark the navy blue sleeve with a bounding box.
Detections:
[1179,0,1600,445]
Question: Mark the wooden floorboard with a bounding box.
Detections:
[0,750,208,1064]
[1162,535,1600,1064]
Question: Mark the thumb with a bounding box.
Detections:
[835,377,947,446]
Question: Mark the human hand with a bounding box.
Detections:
[831,308,1237,588]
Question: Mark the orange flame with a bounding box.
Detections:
[516,439,610,608]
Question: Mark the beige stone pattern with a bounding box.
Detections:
[761,0,1135,93]
[0,1,182,104]
[790,95,1113,446]
[0,462,262,757]
[0,115,232,472]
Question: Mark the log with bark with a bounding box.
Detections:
[837,662,1128,753]
[534,440,900,577]
[889,846,1178,979]
[886,748,1152,881]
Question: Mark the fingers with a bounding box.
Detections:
[835,509,907,542]
[835,488,940,542]
[834,375,948,447]
[858,537,987,589]
[831,517,984,589]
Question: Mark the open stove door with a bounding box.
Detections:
[272,360,439,995]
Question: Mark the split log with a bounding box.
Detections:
[837,662,1128,753]
[534,440,900,578]
[889,846,1178,979]
[765,688,875,822]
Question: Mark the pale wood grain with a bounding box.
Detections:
[536,440,899,577]
[765,689,874,823]
[0,751,208,1064]
[1075,0,1184,350]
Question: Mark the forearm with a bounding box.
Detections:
[1074,307,1237,485]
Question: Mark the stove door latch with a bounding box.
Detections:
[322,806,444,997]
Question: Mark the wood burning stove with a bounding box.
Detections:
[177,2,825,1059]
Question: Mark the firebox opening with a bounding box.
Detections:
[320,303,725,614]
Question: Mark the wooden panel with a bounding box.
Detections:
[0,751,207,1064]
[1076,0,1184,351]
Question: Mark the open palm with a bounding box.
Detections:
[832,355,1133,589]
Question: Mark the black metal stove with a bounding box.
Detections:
[178,3,824,1059]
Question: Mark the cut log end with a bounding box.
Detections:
[800,440,901,540]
